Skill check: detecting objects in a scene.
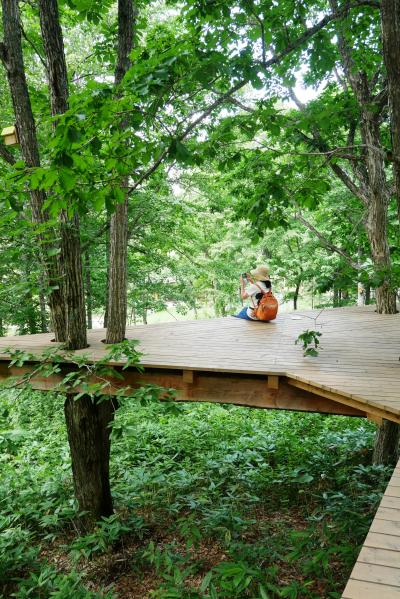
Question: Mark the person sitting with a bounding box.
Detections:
[234,265,272,321]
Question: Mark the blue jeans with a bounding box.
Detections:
[233,307,254,321]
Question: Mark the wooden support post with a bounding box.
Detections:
[368,413,383,426]
[182,370,194,384]
[182,369,194,398]
[268,375,279,389]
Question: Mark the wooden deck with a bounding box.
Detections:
[0,305,399,422]
[342,459,400,598]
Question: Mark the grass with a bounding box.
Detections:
[0,387,392,598]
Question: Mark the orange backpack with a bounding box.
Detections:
[253,284,278,321]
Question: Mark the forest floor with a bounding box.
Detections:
[0,389,392,599]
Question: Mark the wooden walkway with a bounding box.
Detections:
[0,305,399,422]
[342,459,400,598]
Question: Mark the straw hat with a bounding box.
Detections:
[250,265,270,281]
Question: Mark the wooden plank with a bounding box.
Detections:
[376,507,400,522]
[287,378,400,424]
[342,579,400,598]
[349,562,400,586]
[364,531,400,551]
[386,487,400,498]
[357,546,400,568]
[371,519,400,536]
[381,497,400,510]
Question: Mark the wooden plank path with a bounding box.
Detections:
[0,305,399,422]
[342,460,400,598]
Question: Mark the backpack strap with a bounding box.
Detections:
[251,282,268,308]
[254,282,266,295]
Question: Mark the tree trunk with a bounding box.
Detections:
[365,284,371,305]
[64,395,116,525]
[358,85,395,313]
[357,282,365,306]
[381,0,400,222]
[105,0,136,344]
[85,251,93,329]
[0,0,66,341]
[293,279,301,310]
[38,0,68,115]
[331,10,396,315]
[38,0,87,350]
[106,198,129,343]
[104,216,111,328]
[60,213,88,349]
[333,287,339,307]
[373,419,400,465]
[0,318,5,336]
[39,281,48,333]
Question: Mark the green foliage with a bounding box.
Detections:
[69,514,147,561]
[14,566,115,599]
[295,330,322,357]
[0,385,389,597]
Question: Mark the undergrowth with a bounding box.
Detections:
[0,388,391,598]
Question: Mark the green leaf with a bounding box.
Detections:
[200,571,213,592]
[59,168,77,192]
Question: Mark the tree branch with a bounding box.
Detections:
[20,25,47,71]
[0,143,16,165]
[289,87,369,204]
[294,211,359,268]
[127,1,382,194]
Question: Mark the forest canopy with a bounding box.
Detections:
[0,0,398,335]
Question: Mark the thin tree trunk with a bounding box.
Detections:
[0,0,66,341]
[106,198,128,343]
[357,282,366,306]
[39,279,48,333]
[0,318,4,336]
[105,0,136,344]
[365,284,371,305]
[64,395,116,526]
[333,287,339,307]
[373,419,400,465]
[381,0,400,222]
[85,251,93,329]
[357,248,366,307]
[293,279,301,310]
[104,216,111,328]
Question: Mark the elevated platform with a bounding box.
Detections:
[342,459,400,598]
[0,306,399,423]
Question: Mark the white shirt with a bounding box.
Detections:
[246,280,270,320]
